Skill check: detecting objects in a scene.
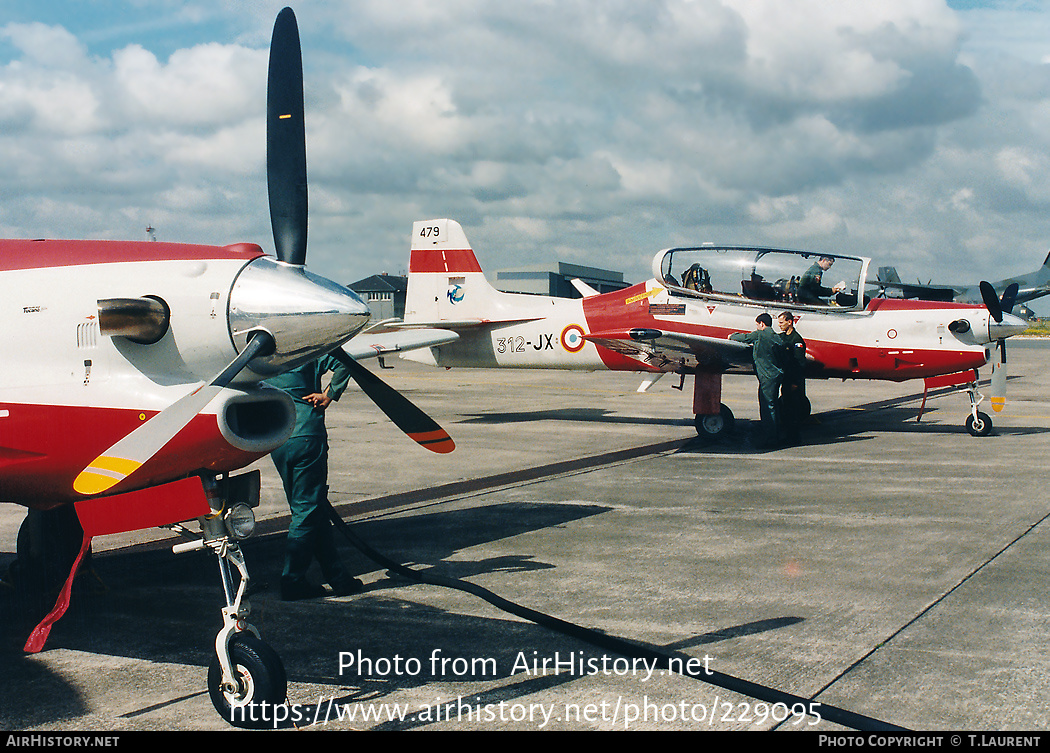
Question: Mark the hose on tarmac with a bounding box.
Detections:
[326,502,905,732]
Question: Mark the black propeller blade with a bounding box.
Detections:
[330,349,455,453]
[73,8,452,498]
[264,8,452,453]
[267,7,308,266]
[979,280,1003,323]
[265,8,452,453]
[1000,282,1019,315]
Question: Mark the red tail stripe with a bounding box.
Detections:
[409,248,483,274]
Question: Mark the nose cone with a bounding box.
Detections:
[228,257,370,376]
[989,312,1029,341]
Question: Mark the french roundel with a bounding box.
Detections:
[561,324,586,353]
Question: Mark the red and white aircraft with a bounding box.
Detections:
[0,8,451,728]
[385,218,1028,438]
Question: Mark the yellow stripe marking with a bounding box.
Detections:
[89,456,142,475]
[73,456,142,495]
[626,288,661,305]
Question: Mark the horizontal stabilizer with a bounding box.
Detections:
[571,278,600,298]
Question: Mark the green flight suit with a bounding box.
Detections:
[798,262,834,304]
[730,327,784,447]
[778,329,807,443]
[266,355,354,593]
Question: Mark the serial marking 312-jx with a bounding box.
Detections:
[389,219,1028,437]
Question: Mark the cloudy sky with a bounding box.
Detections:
[4,1,1050,310]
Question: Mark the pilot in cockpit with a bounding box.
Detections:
[797,256,845,305]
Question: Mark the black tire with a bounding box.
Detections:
[11,507,86,618]
[694,404,735,439]
[208,633,287,729]
[966,411,993,437]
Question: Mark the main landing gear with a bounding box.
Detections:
[10,506,86,610]
[169,476,287,729]
[690,371,735,440]
[694,403,735,439]
[689,370,810,441]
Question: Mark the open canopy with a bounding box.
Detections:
[653,246,871,311]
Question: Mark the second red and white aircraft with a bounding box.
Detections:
[375,219,1028,438]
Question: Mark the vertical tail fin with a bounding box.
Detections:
[405,219,501,322]
[410,219,482,274]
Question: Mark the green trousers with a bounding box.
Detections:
[757,377,781,447]
[271,434,350,588]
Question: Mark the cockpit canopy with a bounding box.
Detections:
[653,246,871,311]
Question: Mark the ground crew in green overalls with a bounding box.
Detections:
[777,311,807,445]
[730,313,784,449]
[266,354,362,601]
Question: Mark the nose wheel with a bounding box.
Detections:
[208,632,287,728]
[966,411,993,437]
[171,494,287,728]
[963,380,994,437]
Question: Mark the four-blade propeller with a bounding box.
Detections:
[74,7,452,497]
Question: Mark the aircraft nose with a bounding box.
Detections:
[228,256,371,376]
[989,312,1029,341]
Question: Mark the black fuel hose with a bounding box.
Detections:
[326,503,905,732]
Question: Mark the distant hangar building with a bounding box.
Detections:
[492,262,628,297]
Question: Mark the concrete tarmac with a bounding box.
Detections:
[2,341,1050,732]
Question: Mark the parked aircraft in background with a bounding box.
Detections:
[374,219,1028,438]
[875,251,1050,312]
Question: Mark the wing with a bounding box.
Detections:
[584,328,754,372]
[342,327,460,360]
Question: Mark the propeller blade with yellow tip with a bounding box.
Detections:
[990,339,1007,413]
[73,331,275,496]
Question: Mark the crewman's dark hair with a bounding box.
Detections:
[756,313,773,326]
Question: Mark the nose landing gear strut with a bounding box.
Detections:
[170,474,287,729]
